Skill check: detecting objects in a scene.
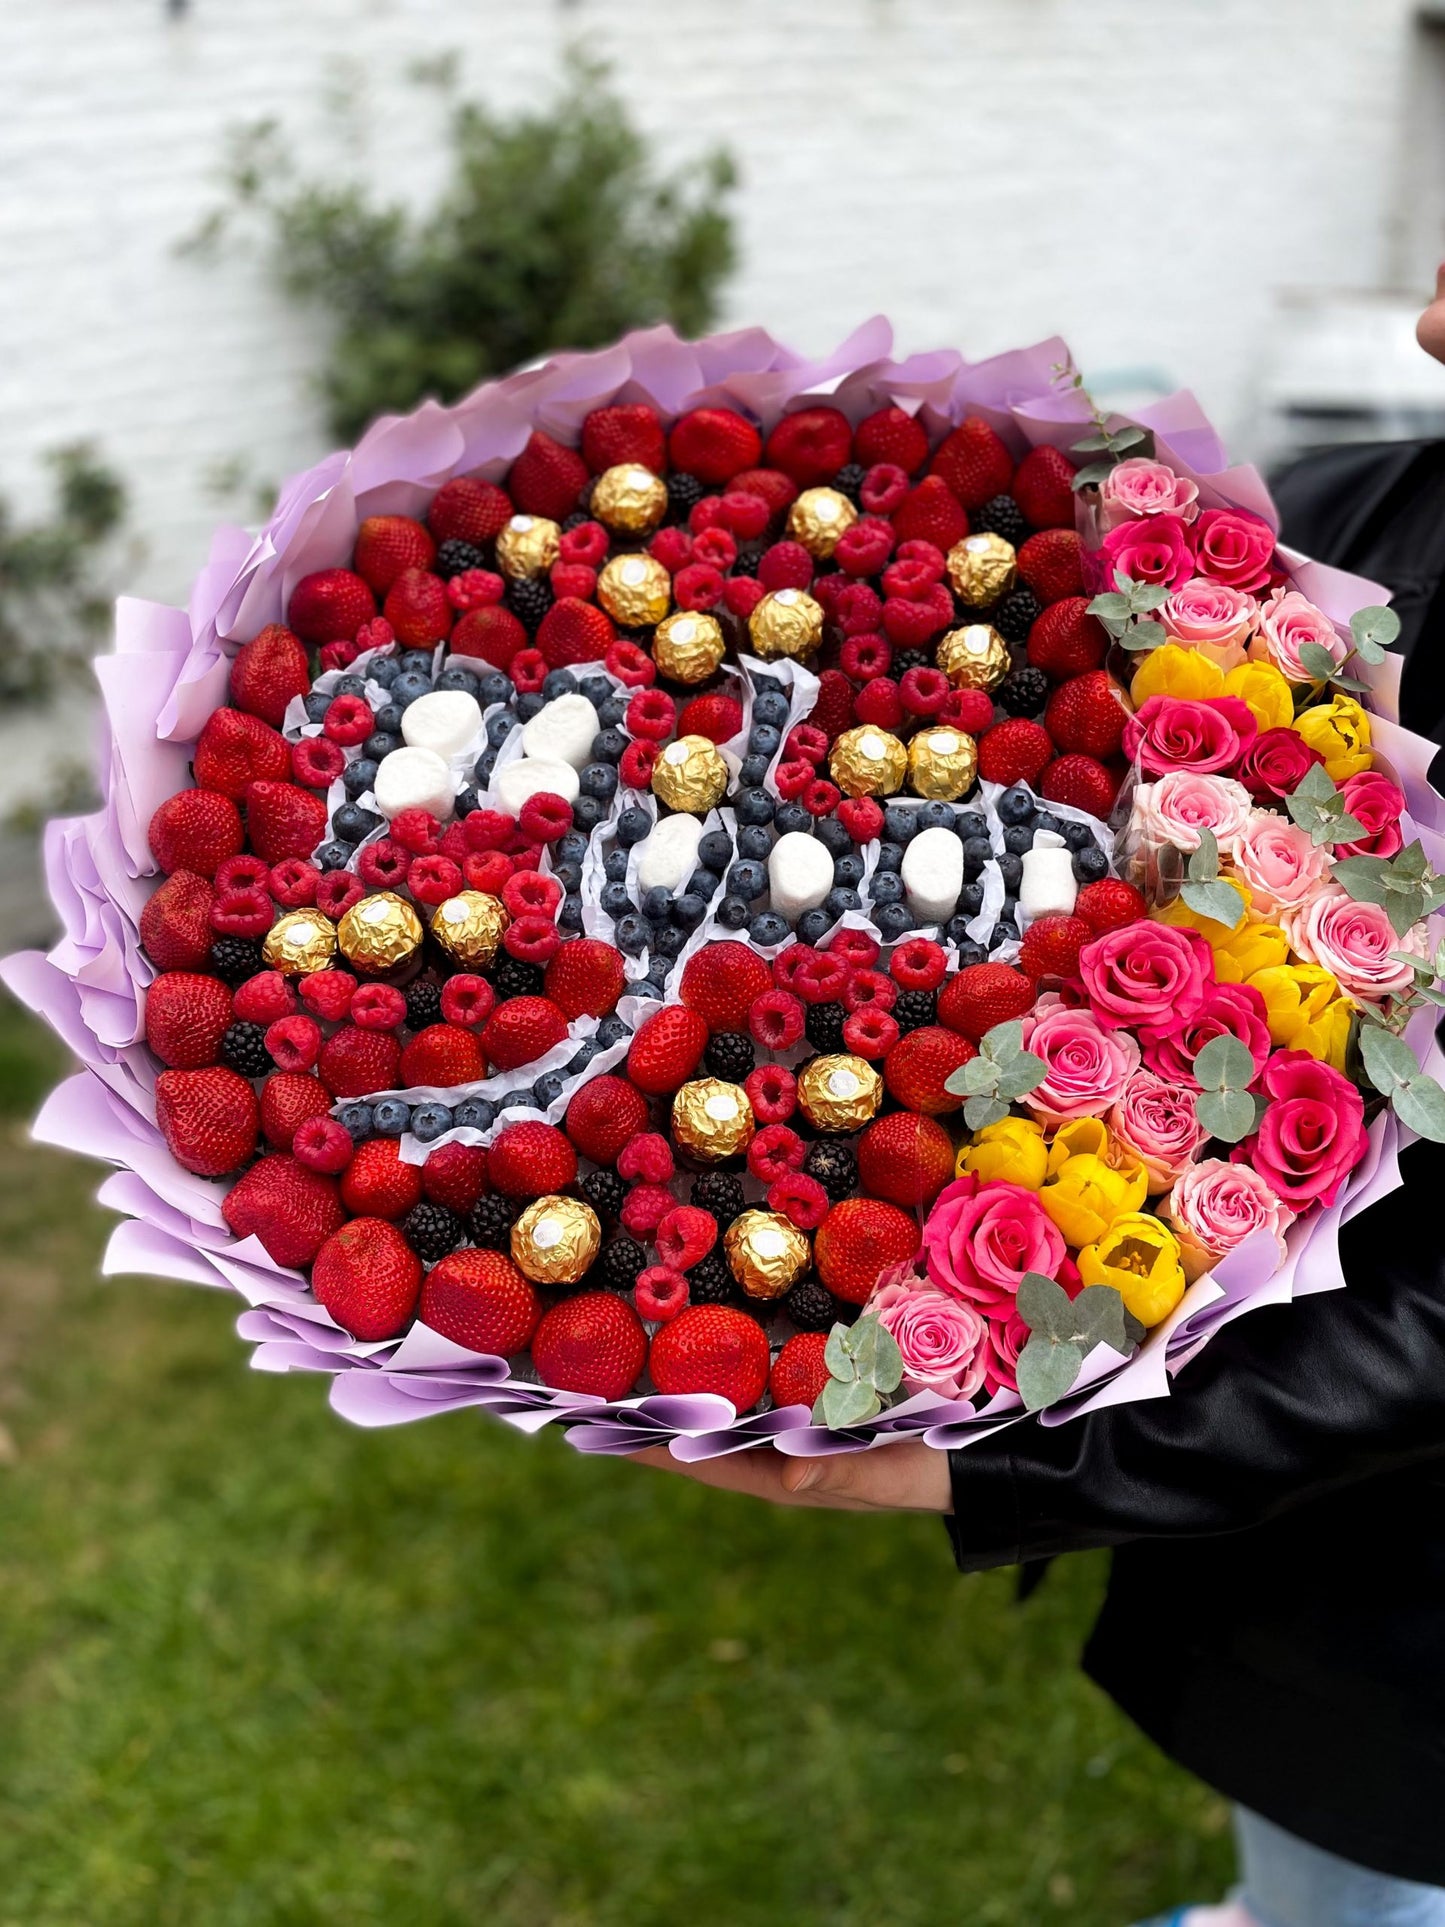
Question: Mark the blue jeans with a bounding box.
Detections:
[1219,1808,1445,1925]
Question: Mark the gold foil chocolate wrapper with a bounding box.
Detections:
[495,514,561,580]
[429,890,509,968]
[786,486,858,560]
[937,623,1011,692]
[724,1208,811,1301]
[797,1053,882,1133]
[748,588,824,662]
[945,532,1018,608]
[652,611,726,685]
[262,909,337,976]
[336,891,424,976]
[908,725,979,801]
[651,733,729,814]
[672,1078,756,1162]
[597,553,672,627]
[829,724,908,798]
[511,1195,601,1287]
[590,463,668,536]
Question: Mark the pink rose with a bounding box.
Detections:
[1018,994,1142,1123]
[1280,886,1426,1003]
[1101,515,1195,589]
[1189,507,1277,593]
[1235,1051,1368,1210]
[870,1276,989,1401]
[1099,457,1201,530]
[1131,770,1254,852]
[1226,813,1333,915]
[1078,920,1214,1039]
[1160,575,1258,671]
[981,1308,1030,1397]
[1253,587,1348,682]
[921,1174,1067,1320]
[1141,980,1273,1090]
[1234,726,1325,805]
[1336,772,1406,859]
[1108,1069,1210,1191]
[1163,1158,1294,1272]
[1123,696,1258,776]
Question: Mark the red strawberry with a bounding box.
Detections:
[244,781,328,866]
[535,597,616,669]
[679,942,773,1034]
[668,408,762,486]
[340,1136,424,1220]
[729,467,798,517]
[1040,753,1118,818]
[891,476,969,551]
[532,1290,647,1399]
[676,692,744,743]
[1013,444,1078,531]
[318,1024,402,1098]
[1044,670,1129,759]
[937,962,1037,1041]
[565,1074,649,1165]
[488,1120,577,1197]
[1018,913,1093,984]
[852,406,929,475]
[420,1248,542,1355]
[508,430,589,521]
[222,1153,344,1267]
[856,1112,955,1208]
[769,1331,831,1410]
[1075,877,1148,934]
[1017,528,1084,605]
[976,719,1055,788]
[382,569,452,648]
[882,1025,978,1114]
[627,1005,708,1094]
[814,1197,920,1306]
[763,407,853,487]
[144,970,233,1069]
[451,603,528,669]
[155,1066,259,1177]
[260,1071,335,1150]
[193,707,290,802]
[148,788,244,878]
[480,995,569,1072]
[648,1304,770,1412]
[229,624,311,728]
[809,667,857,743]
[930,418,1014,510]
[581,404,667,476]
[1027,597,1107,679]
[427,477,514,546]
[353,516,436,596]
[313,1218,422,1340]
[399,1023,485,1088]
[543,938,625,1019]
[287,568,376,644]
[421,1140,489,1214]
[140,870,215,970]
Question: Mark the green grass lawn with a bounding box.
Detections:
[0,997,1234,1926]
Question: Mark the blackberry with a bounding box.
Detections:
[832,461,866,506]
[690,1170,745,1230]
[435,537,489,578]
[804,1001,847,1053]
[404,978,443,1032]
[782,1275,841,1333]
[598,1236,647,1293]
[403,1202,464,1262]
[994,586,1044,645]
[994,664,1049,718]
[208,936,264,985]
[892,648,930,678]
[667,471,704,520]
[580,1167,626,1224]
[468,1193,521,1251]
[730,542,766,578]
[489,951,545,1000]
[220,1020,271,1078]
[803,1139,857,1203]
[892,988,938,1034]
[704,1031,755,1082]
[561,509,591,533]
[687,1250,740,1307]
[973,494,1028,546]
[506,576,554,635]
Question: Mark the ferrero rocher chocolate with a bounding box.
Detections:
[908,725,979,801]
[651,733,729,813]
[511,1195,601,1288]
[797,1053,883,1133]
[945,531,1018,608]
[597,552,671,627]
[672,1078,756,1162]
[786,486,858,560]
[429,889,509,968]
[652,610,726,685]
[589,462,668,536]
[829,724,908,798]
[748,588,824,662]
[262,909,337,976]
[724,1208,811,1301]
[336,891,424,976]
[495,514,561,580]
[937,623,1011,692]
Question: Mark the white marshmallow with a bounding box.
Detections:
[373,745,456,822]
[400,690,484,760]
[768,831,834,923]
[1020,846,1079,923]
[495,756,581,815]
[901,825,964,926]
[521,692,600,770]
[637,813,704,893]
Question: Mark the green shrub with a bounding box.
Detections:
[0,444,126,707]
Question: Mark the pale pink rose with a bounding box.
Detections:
[1226,813,1333,916]
[870,1276,989,1400]
[1131,770,1254,854]
[1280,886,1427,1003]
[921,1173,1068,1320]
[1160,576,1259,671]
[1253,587,1348,683]
[1162,1157,1293,1276]
[1108,1069,1210,1192]
[1019,993,1142,1124]
[1099,457,1201,531]
[1336,772,1406,859]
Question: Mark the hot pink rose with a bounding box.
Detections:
[1078,920,1214,1039]
[921,1174,1067,1320]
[1099,457,1201,530]
[1280,886,1426,1003]
[1189,507,1277,593]
[870,1276,989,1401]
[1123,696,1258,776]
[1018,994,1141,1123]
[1131,770,1253,853]
[1141,980,1272,1090]
[1226,813,1333,915]
[1108,1069,1210,1191]
[1235,1051,1368,1210]
[1163,1158,1294,1271]
[981,1308,1030,1397]
[1254,587,1348,682]
[1101,514,1195,589]
[1159,575,1258,670]
[1336,771,1406,859]
[1234,727,1324,805]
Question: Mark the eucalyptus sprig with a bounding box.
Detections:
[1014,1271,1131,1412]
[1051,356,1156,491]
[1179,827,1246,928]
[1356,1027,1445,1144]
[943,1019,1048,1131]
[1087,571,1170,655]
[811,1316,904,1428]
[1285,765,1367,848]
[1331,840,1445,939]
[1293,605,1402,704]
[1191,1034,1263,1144]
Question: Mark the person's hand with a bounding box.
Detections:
[630,1439,953,1513]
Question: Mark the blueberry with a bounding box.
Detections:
[642,884,673,922]
[1074,845,1109,882]
[601,880,636,918]
[486,711,514,748]
[955,811,988,843]
[581,763,618,801]
[699,829,734,873]
[749,911,789,946]
[655,924,686,959]
[597,694,628,729]
[673,892,708,930]
[752,688,790,728]
[1061,819,1096,853]
[833,852,865,889]
[689,868,722,901]
[961,838,993,882]
[478,672,514,708]
[957,881,985,917]
[796,907,832,945]
[373,1098,411,1137]
[567,1038,602,1074]
[317,840,354,871]
[998,785,1035,826]
[398,650,433,675]
[578,675,613,708]
[751,674,785,698]
[558,895,585,932]
[454,786,481,818]
[874,902,914,941]
[615,913,650,956]
[364,730,402,761]
[736,788,775,827]
[573,796,606,835]
[603,849,631,883]
[883,804,917,844]
[1003,824,1035,855]
[727,859,767,900]
[814,815,852,857]
[824,886,861,920]
[1000,895,1019,925]
[553,860,583,894]
[874,841,903,875]
[532,1073,565,1108]
[556,829,589,866]
[304,692,331,724]
[717,895,750,930]
[869,870,904,907]
[916,802,956,833]
[368,657,401,689]
[337,1101,373,1142]
[542,669,579,699]
[1034,810,1064,840]
[597,1014,630,1048]
[332,674,368,699]
[945,915,974,947]
[392,670,432,707]
[774,801,812,837]
[332,795,379,840]
[474,749,498,785]
[632,979,663,1000]
[738,754,771,789]
[748,722,782,759]
[436,666,480,695]
[411,1102,455,1144]
[955,939,988,967]
[990,921,1021,950]
[499,1089,542,1111]
[735,823,771,862]
[515,692,545,723]
[615,806,651,847]
[998,853,1023,890]
[343,758,379,800]
[591,728,627,765]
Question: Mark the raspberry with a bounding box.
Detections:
[300,970,358,1023]
[422,1248,543,1358]
[148,788,244,879]
[1074,878,1148,934]
[814,1197,920,1306]
[790,950,849,1006]
[635,1266,690,1323]
[941,688,995,734]
[155,1065,259,1177]
[763,407,852,486]
[1017,527,1085,605]
[619,741,658,789]
[648,1304,770,1412]
[899,665,951,717]
[748,1124,806,1185]
[620,1182,675,1241]
[616,1132,675,1185]
[837,796,884,844]
[1040,753,1118,819]
[233,971,295,1026]
[488,1120,577,1196]
[287,568,376,645]
[977,718,1055,788]
[654,1205,717,1272]
[509,647,548,694]
[517,792,573,844]
[1012,444,1078,531]
[748,989,806,1053]
[292,1115,355,1176]
[937,962,1037,1041]
[841,1009,898,1059]
[315,871,366,921]
[229,624,311,728]
[852,677,903,730]
[929,418,1014,511]
[503,914,563,965]
[729,466,798,517]
[533,1293,647,1400]
[264,1013,323,1073]
[668,408,762,486]
[839,633,891,681]
[1027,597,1108,679]
[535,597,616,669]
[784,722,829,766]
[852,406,929,475]
[860,463,910,517]
[674,562,724,611]
[605,639,654,686]
[508,430,589,521]
[857,1112,954,1208]
[883,591,950,650]
[767,1172,831,1231]
[882,1024,978,1114]
[774,759,813,801]
[717,490,771,540]
[448,568,506,610]
[890,938,948,992]
[743,1063,796,1125]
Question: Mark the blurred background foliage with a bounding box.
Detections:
[0,444,125,708]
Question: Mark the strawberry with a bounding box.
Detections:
[648,1304,770,1412]
[318,1024,402,1098]
[565,1074,649,1165]
[852,406,929,476]
[882,1025,978,1114]
[340,1136,424,1220]
[287,568,376,644]
[193,707,290,801]
[891,476,969,551]
[544,937,626,1019]
[763,407,853,487]
[856,1112,955,1208]
[769,1331,831,1410]
[381,569,452,648]
[1018,913,1092,984]
[488,1120,577,1197]
[353,516,436,596]
[667,408,762,486]
[260,1071,335,1150]
[222,1153,344,1267]
[399,1023,485,1088]
[450,603,528,669]
[144,970,233,1069]
[140,870,215,970]
[535,597,615,669]
[155,1066,259,1177]
[581,404,667,476]
[627,1005,708,1095]
[1027,597,1107,679]
[937,962,1037,1041]
[929,418,1014,510]
[427,476,514,546]
[809,667,857,743]
[148,788,244,879]
[1012,444,1078,531]
[676,692,743,743]
[814,1197,920,1306]
[229,624,311,728]
[532,1291,647,1399]
[421,1140,489,1214]
[508,430,589,521]
[1044,670,1129,759]
[480,995,569,1072]
[312,1218,422,1340]
[729,467,798,517]
[420,1247,542,1355]
[976,719,1054,788]
[1074,877,1148,935]
[244,781,328,866]
[679,941,773,1034]
[1040,753,1118,818]
[1017,528,1084,605]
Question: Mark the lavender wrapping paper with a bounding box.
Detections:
[3,318,1439,1463]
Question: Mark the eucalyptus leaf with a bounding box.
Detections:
[995,1053,1048,1102]
[1359,1023,1420,1093]
[963,1094,1010,1132]
[1192,1032,1256,1091]
[945,1054,999,1097]
[823,1325,854,1383]
[1186,827,1219,883]
[1395,840,1428,879]
[1071,459,1115,491]
[1391,1075,1445,1144]
[1332,855,1391,907]
[1292,764,1339,805]
[1383,893,1426,940]
[1195,1087,1259,1143]
[1350,605,1401,656]
[1071,430,1116,454]
[1181,879,1246,927]
[1130,582,1169,613]
[1329,812,1368,845]
[981,1020,1025,1064]
[1297,640,1344,684]
[1111,425,1149,452]
[1016,1336,1084,1413]
[1016,1271,1076,1343]
[1088,592,1133,624]
[847,1317,879,1380]
[818,1377,882,1429]
[1128,620,1168,652]
[1412,985,1445,1008]
[1069,1284,1129,1357]
[871,1322,904,1396]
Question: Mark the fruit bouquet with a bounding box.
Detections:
[7,317,1445,1463]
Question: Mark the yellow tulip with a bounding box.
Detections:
[1155,889,1252,943]
[1222,660,1295,732]
[1293,695,1373,782]
[1047,1117,1112,1173]
[959,1115,1048,1190]
[1246,962,1353,1070]
[1207,914,1292,984]
[1076,1212,1187,1328]
[1130,643,1225,706]
[1039,1152,1150,1250]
